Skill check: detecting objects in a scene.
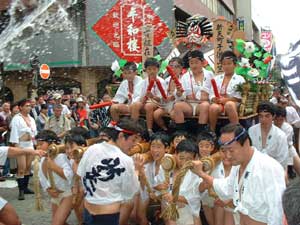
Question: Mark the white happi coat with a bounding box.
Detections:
[132,76,167,103]
[286,106,300,127]
[213,148,285,225]
[140,161,164,201]
[209,73,245,101]
[77,142,139,204]
[180,69,213,100]
[279,122,298,165]
[248,124,289,168]
[113,76,143,104]
[39,153,74,192]
[9,113,37,148]
[156,168,203,223]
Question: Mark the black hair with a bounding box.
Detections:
[150,132,170,148]
[98,127,114,142]
[175,139,198,155]
[144,57,160,69]
[35,130,60,144]
[69,127,90,139]
[197,131,216,145]
[70,99,76,105]
[187,50,204,61]
[109,117,144,142]
[257,101,275,116]
[171,130,188,142]
[123,61,137,71]
[40,104,48,110]
[65,134,87,146]
[18,99,30,107]
[10,102,18,111]
[169,57,184,67]
[275,106,287,117]
[220,50,237,64]
[137,118,150,141]
[220,123,251,146]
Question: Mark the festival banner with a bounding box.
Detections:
[261,30,273,53]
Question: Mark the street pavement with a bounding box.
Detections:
[0,178,77,225]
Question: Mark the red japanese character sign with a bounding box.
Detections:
[92,0,169,62]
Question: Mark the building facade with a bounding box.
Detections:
[0,0,256,102]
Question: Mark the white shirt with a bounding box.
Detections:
[279,122,298,164]
[286,106,300,127]
[180,69,213,100]
[156,167,202,217]
[209,73,245,101]
[113,76,143,104]
[248,124,289,168]
[9,114,37,148]
[39,154,74,192]
[77,142,139,205]
[213,148,285,225]
[61,104,71,116]
[0,146,9,165]
[140,161,163,201]
[132,76,168,103]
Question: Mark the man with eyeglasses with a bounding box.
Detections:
[248,101,289,169]
[192,123,286,225]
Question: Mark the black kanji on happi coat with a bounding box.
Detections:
[83,157,125,196]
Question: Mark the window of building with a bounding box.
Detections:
[217,1,233,21]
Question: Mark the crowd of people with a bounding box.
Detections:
[0,50,300,225]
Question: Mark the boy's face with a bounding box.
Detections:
[258,111,274,128]
[189,57,203,73]
[145,65,159,79]
[169,61,182,76]
[198,140,214,157]
[176,151,195,168]
[123,69,137,82]
[221,58,236,75]
[36,140,50,151]
[65,142,73,158]
[172,136,186,149]
[150,140,166,161]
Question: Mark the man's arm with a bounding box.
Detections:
[7,147,45,158]
[192,161,235,201]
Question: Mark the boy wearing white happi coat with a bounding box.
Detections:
[36,130,74,225]
[110,62,143,122]
[193,124,286,225]
[158,139,203,225]
[248,101,289,169]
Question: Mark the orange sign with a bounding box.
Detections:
[39,64,50,80]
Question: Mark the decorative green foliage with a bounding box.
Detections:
[235,39,273,82]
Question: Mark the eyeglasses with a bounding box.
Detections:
[218,128,246,147]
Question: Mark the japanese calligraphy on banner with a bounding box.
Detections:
[213,19,229,74]
[92,0,169,62]
[261,31,273,53]
[142,24,154,65]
